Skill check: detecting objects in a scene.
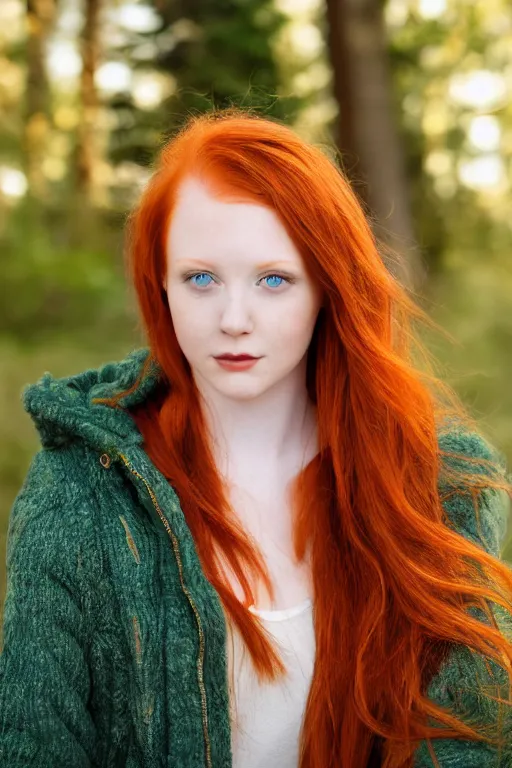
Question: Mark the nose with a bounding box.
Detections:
[219,290,254,335]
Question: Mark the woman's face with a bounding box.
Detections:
[164,175,323,401]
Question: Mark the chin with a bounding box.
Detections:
[215,381,267,401]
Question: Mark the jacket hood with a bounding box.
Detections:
[22,348,162,453]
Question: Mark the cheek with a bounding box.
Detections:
[276,320,317,354]
[167,293,210,351]
[173,315,209,351]
[269,297,320,344]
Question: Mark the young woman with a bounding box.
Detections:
[0,109,511,768]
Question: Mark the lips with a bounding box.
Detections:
[215,354,258,361]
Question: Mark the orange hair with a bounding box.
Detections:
[114,109,512,767]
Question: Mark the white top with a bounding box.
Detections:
[228,598,316,768]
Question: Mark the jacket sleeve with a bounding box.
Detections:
[415,432,512,767]
[0,449,99,767]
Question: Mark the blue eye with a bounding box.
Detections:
[187,273,213,287]
[263,275,284,288]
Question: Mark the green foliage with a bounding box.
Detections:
[106,0,302,170]
[0,198,133,342]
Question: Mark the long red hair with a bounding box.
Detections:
[115,109,512,767]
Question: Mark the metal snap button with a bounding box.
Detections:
[99,453,111,468]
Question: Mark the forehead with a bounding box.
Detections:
[167,175,301,265]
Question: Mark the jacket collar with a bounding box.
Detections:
[23,348,162,453]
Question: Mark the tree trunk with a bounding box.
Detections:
[76,0,101,201]
[25,0,55,198]
[324,0,424,290]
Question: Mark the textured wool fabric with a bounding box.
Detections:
[0,347,511,767]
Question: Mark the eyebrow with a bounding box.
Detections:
[177,258,299,271]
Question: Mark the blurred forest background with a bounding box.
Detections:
[1,0,512,622]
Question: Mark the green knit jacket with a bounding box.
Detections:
[0,348,511,767]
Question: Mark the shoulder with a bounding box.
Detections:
[437,426,510,558]
[437,426,507,477]
[12,442,98,516]
[6,444,103,586]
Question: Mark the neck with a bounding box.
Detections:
[194,361,318,481]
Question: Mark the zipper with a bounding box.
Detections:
[119,453,212,768]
